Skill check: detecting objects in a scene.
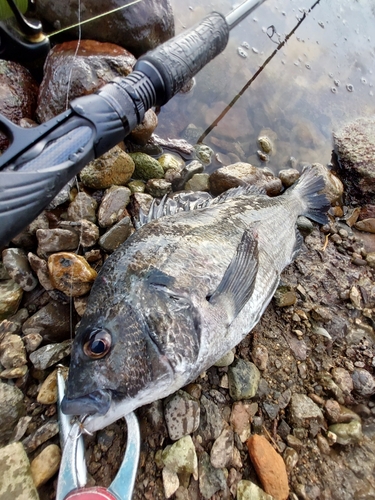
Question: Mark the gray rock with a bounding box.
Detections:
[279,168,300,187]
[164,390,200,441]
[237,480,274,500]
[0,382,26,446]
[198,395,224,445]
[98,186,132,228]
[297,216,315,236]
[263,402,279,420]
[0,442,39,499]
[48,177,76,208]
[22,420,59,453]
[0,280,23,321]
[194,144,213,165]
[23,332,43,353]
[2,248,37,291]
[210,426,234,469]
[213,350,235,367]
[198,451,227,499]
[228,358,261,400]
[11,211,49,248]
[99,216,135,252]
[22,301,76,343]
[36,228,79,253]
[328,420,363,445]
[67,192,98,224]
[172,160,204,191]
[352,369,375,396]
[162,467,180,499]
[146,178,172,198]
[28,253,54,291]
[29,340,71,370]
[185,173,210,192]
[288,394,324,434]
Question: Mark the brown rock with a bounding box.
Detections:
[354,218,375,233]
[129,108,158,145]
[30,444,61,488]
[247,434,289,500]
[22,301,76,342]
[98,185,132,228]
[48,252,97,297]
[67,192,98,223]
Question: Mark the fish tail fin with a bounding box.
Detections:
[288,165,330,225]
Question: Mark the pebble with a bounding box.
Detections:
[0,382,26,445]
[214,349,235,367]
[67,191,98,223]
[162,435,198,477]
[328,420,363,445]
[0,333,27,369]
[130,152,164,181]
[11,211,49,248]
[0,365,28,379]
[316,434,331,455]
[170,160,204,191]
[129,108,158,145]
[164,390,200,441]
[198,450,227,499]
[48,252,97,296]
[0,442,39,499]
[258,136,273,154]
[283,446,299,473]
[22,420,60,453]
[279,168,300,187]
[286,434,303,451]
[29,340,71,370]
[273,285,297,307]
[247,434,289,500]
[210,425,234,468]
[288,393,324,433]
[354,218,375,233]
[198,395,224,445]
[2,248,37,291]
[352,369,375,396]
[30,443,61,488]
[237,480,274,500]
[263,402,279,420]
[145,178,172,197]
[296,216,315,236]
[331,367,353,395]
[37,366,69,405]
[36,228,79,253]
[98,185,132,228]
[23,332,43,353]
[230,402,257,443]
[162,467,180,498]
[366,252,375,268]
[185,173,210,192]
[0,280,23,321]
[158,153,185,172]
[98,216,135,252]
[28,253,54,291]
[22,300,74,342]
[194,144,214,165]
[252,345,269,371]
[228,358,261,400]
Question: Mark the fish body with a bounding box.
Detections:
[62,166,329,432]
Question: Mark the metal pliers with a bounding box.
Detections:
[56,368,140,500]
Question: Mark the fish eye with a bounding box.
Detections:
[83,330,112,359]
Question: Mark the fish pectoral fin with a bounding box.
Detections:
[208,228,259,324]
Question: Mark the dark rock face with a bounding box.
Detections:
[36,40,136,122]
[0,60,38,152]
[36,0,175,58]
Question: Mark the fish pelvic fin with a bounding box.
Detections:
[209,227,259,325]
[288,165,330,225]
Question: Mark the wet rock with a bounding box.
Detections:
[325,400,361,424]
[258,136,273,154]
[164,390,200,441]
[214,349,235,367]
[230,402,257,442]
[185,173,210,192]
[228,358,260,401]
[296,216,315,236]
[128,192,154,222]
[0,333,27,369]
[99,216,135,252]
[283,447,299,473]
[0,280,23,321]
[0,60,38,153]
[209,163,282,197]
[130,152,165,181]
[30,443,61,488]
[0,382,26,446]
[48,252,97,296]
[146,178,172,197]
[48,177,76,209]
[247,434,289,500]
[279,168,300,188]
[37,0,174,59]
[74,219,100,248]
[333,117,375,204]
[67,192,98,223]
[36,40,136,121]
[98,186,132,228]
[2,248,37,292]
[171,160,204,191]
[22,301,75,343]
[210,425,234,468]
[194,144,214,165]
[354,218,375,233]
[288,393,324,433]
[251,345,269,371]
[328,420,363,445]
[22,420,59,453]
[129,109,158,144]
[158,153,185,173]
[36,228,79,253]
[352,369,375,396]
[28,253,54,291]
[11,212,49,248]
[0,442,38,499]
[274,285,297,307]
[37,367,68,405]
[162,467,180,498]
[162,435,198,477]
[198,395,224,445]
[29,340,71,370]
[198,450,226,499]
[237,480,274,500]
[80,146,135,189]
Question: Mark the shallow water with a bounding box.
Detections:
[157,0,375,174]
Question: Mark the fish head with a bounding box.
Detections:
[61,270,201,431]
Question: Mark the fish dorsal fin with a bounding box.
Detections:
[208,227,259,325]
[212,184,267,205]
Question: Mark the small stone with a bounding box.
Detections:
[130,152,164,181]
[0,365,28,379]
[22,420,59,453]
[296,216,315,236]
[331,367,353,395]
[127,180,146,193]
[279,168,300,187]
[283,447,299,473]
[67,191,98,223]
[23,332,43,353]
[29,340,71,370]
[288,393,324,432]
[162,435,198,477]
[30,444,61,488]
[28,253,54,291]
[349,286,362,309]
[129,108,158,145]
[328,420,363,445]
[2,248,37,291]
[0,333,27,368]
[170,160,204,191]
[352,369,375,396]
[185,173,210,192]
[316,434,331,454]
[366,252,375,268]
[354,218,375,233]
[274,285,297,307]
[0,280,23,321]
[214,350,235,367]
[210,426,234,468]
[162,467,180,498]
[228,358,261,400]
[81,145,135,189]
[158,153,184,172]
[36,228,79,253]
[37,367,69,405]
[247,434,289,500]
[164,390,200,441]
[11,211,49,248]
[22,301,75,343]
[99,216,135,252]
[251,345,269,371]
[146,178,172,197]
[198,395,224,445]
[194,144,214,165]
[98,185,132,228]
[263,402,279,420]
[236,480,274,500]
[198,450,227,499]
[285,434,303,451]
[0,382,26,445]
[48,252,97,297]
[0,442,39,499]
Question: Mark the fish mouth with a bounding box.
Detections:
[61,389,112,416]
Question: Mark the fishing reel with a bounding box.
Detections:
[0,0,50,64]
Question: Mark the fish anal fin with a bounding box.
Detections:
[209,228,259,324]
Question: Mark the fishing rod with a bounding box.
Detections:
[0,0,267,248]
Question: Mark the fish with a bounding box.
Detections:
[61,165,330,432]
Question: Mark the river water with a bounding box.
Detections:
[157,0,374,174]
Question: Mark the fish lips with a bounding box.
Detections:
[61,389,112,416]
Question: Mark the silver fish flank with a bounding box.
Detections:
[62,165,330,432]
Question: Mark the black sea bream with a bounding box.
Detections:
[62,166,329,432]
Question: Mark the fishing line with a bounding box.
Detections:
[197,0,322,143]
